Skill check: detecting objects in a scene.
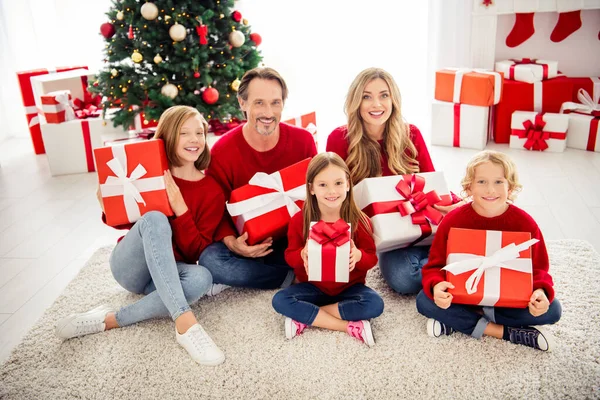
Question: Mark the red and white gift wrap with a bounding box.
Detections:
[30,69,95,114]
[353,172,452,252]
[16,65,88,154]
[442,228,537,308]
[431,101,490,150]
[569,77,599,102]
[40,90,75,124]
[510,112,568,152]
[434,68,503,106]
[561,89,600,152]
[95,140,173,227]
[226,158,311,246]
[307,220,351,283]
[283,112,317,144]
[495,59,559,84]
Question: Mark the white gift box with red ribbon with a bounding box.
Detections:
[560,89,600,152]
[510,111,568,152]
[431,100,490,150]
[30,69,95,114]
[307,220,351,283]
[353,172,452,252]
[495,59,559,84]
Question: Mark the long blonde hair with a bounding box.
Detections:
[303,152,372,240]
[345,68,418,183]
[461,150,522,201]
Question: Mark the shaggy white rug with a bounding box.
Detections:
[1,240,599,399]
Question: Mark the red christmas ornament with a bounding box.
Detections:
[193,71,201,78]
[100,22,116,39]
[249,32,262,46]
[128,25,134,39]
[202,87,219,104]
[231,11,242,23]
[196,25,208,45]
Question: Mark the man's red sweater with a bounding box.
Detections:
[207,122,317,241]
[421,203,556,303]
[284,212,378,296]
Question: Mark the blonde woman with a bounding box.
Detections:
[326,67,463,295]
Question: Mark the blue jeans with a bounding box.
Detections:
[110,211,212,327]
[378,246,430,295]
[272,282,384,325]
[199,239,294,289]
[416,290,563,338]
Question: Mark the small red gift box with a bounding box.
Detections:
[307,220,351,283]
[40,90,75,124]
[226,158,311,245]
[94,139,173,227]
[442,228,537,308]
[283,112,317,144]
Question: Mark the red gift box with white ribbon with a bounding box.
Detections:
[283,112,317,144]
[307,220,351,283]
[40,90,75,124]
[353,172,452,252]
[95,139,173,227]
[510,111,568,152]
[495,59,559,84]
[561,88,600,153]
[226,158,311,246]
[16,65,88,154]
[442,228,537,308]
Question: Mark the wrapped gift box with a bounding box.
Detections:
[140,111,159,129]
[495,59,559,83]
[510,112,568,152]
[284,112,317,144]
[226,158,311,245]
[434,68,503,106]
[41,115,129,176]
[494,77,573,143]
[16,65,87,154]
[307,220,351,283]
[95,139,173,227]
[569,77,599,102]
[353,172,452,252]
[40,90,75,124]
[30,69,95,115]
[442,228,537,308]
[561,89,600,152]
[431,100,490,150]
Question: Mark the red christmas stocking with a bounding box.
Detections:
[550,10,582,42]
[506,13,535,48]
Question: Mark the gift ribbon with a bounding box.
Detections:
[453,103,461,147]
[508,58,549,81]
[41,91,75,122]
[73,76,102,119]
[511,113,566,151]
[308,220,350,282]
[448,68,502,105]
[99,145,166,223]
[442,232,538,306]
[289,116,317,135]
[588,118,599,152]
[81,120,95,172]
[560,89,600,117]
[226,170,306,233]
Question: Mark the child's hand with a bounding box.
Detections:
[164,170,188,217]
[528,288,549,317]
[349,239,361,272]
[301,241,309,274]
[434,200,466,215]
[433,281,455,309]
[96,185,105,213]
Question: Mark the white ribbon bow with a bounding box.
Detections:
[447,68,502,104]
[442,238,539,299]
[560,88,600,115]
[42,91,75,121]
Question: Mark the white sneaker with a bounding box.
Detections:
[176,323,225,366]
[206,283,231,297]
[55,305,114,340]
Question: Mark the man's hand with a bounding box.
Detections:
[223,233,273,258]
[433,281,455,309]
[528,288,550,317]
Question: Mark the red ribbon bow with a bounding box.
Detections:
[196,25,208,45]
[73,92,102,119]
[209,118,243,136]
[309,220,350,247]
[521,114,549,151]
[395,174,444,226]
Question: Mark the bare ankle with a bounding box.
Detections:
[175,311,198,334]
[104,312,119,330]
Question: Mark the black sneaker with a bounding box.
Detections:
[506,326,554,351]
[426,318,455,337]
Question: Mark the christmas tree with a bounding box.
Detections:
[91,0,262,131]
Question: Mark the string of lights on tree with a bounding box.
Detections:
[92,0,262,130]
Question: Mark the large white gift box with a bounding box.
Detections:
[510,111,568,152]
[431,100,490,150]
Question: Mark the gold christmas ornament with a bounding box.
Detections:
[161,83,179,99]
[231,78,241,91]
[219,13,224,19]
[169,23,186,41]
[122,87,128,93]
[116,10,124,20]
[242,18,248,25]
[141,2,159,20]
[111,68,118,76]
[229,30,245,47]
[154,54,163,64]
[131,50,143,63]
[165,15,171,21]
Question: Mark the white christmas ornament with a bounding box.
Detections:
[116,10,124,20]
[169,23,186,41]
[229,31,245,47]
[141,2,159,20]
[161,83,179,99]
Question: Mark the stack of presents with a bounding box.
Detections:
[431,59,599,152]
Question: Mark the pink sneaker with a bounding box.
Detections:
[284,317,307,339]
[347,320,375,347]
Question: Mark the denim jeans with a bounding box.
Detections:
[415,290,563,338]
[272,282,384,325]
[110,211,212,327]
[199,238,294,289]
[378,245,431,295]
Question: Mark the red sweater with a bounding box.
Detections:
[207,122,318,241]
[421,203,555,303]
[106,175,225,264]
[284,212,378,296]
